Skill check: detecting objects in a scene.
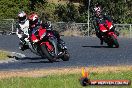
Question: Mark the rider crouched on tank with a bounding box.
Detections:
[92,3,119,45]
[28,13,67,53]
[16,11,30,51]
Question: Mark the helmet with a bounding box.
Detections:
[18,11,27,23]
[28,13,39,27]
[94,3,102,17]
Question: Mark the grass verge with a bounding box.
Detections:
[0,71,131,88]
[0,50,9,60]
[0,66,132,88]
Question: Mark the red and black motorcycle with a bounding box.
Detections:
[98,20,119,48]
[29,26,70,62]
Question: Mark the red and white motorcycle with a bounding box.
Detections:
[98,20,119,48]
[28,26,70,62]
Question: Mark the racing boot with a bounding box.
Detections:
[115,30,119,36]
[19,42,29,51]
[57,39,67,57]
[58,39,67,50]
[19,42,25,51]
[111,27,119,36]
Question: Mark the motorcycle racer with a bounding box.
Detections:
[28,13,67,52]
[16,11,30,51]
[27,13,69,61]
[92,3,116,45]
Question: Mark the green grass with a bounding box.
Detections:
[0,50,9,60]
[0,71,131,88]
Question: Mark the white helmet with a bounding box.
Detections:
[18,11,27,23]
[93,3,102,17]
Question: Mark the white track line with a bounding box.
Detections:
[11,52,26,58]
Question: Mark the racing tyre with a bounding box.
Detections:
[111,35,119,48]
[61,51,70,61]
[41,44,56,62]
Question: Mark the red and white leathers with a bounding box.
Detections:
[28,13,42,43]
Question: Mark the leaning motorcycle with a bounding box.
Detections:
[98,20,119,48]
[28,26,70,62]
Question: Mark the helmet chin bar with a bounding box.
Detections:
[20,19,27,24]
[19,15,27,23]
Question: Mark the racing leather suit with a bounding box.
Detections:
[29,20,67,50]
[93,14,113,45]
[16,20,30,50]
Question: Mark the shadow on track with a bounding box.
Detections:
[82,45,115,48]
[14,56,43,60]
[9,56,60,63]
[28,60,59,63]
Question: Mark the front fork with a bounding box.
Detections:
[48,37,58,56]
[108,32,117,39]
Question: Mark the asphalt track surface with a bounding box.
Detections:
[0,35,132,70]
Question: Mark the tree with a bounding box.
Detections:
[29,0,47,11]
[55,4,67,21]
[0,0,28,19]
[55,2,79,22]
[66,2,79,22]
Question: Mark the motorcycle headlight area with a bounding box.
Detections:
[109,25,113,30]
[102,30,108,32]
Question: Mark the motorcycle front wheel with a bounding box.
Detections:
[61,50,70,61]
[107,35,119,48]
[41,44,56,62]
[111,35,119,48]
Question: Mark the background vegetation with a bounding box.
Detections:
[0,0,131,23]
